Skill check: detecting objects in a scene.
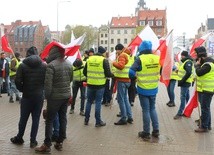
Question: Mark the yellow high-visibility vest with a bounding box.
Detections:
[9,58,21,76]
[199,62,214,92]
[137,54,160,89]
[114,53,132,78]
[177,59,193,83]
[87,55,106,85]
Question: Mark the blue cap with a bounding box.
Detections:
[138,40,152,53]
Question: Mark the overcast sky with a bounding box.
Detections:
[0,0,213,38]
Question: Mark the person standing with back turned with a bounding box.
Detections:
[129,40,161,140]
[35,45,73,153]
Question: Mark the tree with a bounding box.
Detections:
[61,25,98,52]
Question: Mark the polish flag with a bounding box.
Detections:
[183,84,198,117]
[1,35,13,53]
[40,33,86,59]
[190,32,211,59]
[128,24,159,55]
[158,30,174,87]
[65,33,86,56]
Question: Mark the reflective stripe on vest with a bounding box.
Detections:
[9,58,21,76]
[114,53,133,78]
[177,59,193,83]
[137,54,160,89]
[87,55,106,85]
[73,66,86,81]
[200,62,214,92]
[196,76,202,92]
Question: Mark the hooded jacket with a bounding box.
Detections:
[15,55,46,98]
[44,46,73,99]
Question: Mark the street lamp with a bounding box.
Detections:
[183,32,186,48]
[57,0,70,41]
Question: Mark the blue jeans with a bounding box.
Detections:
[201,93,213,129]
[9,79,20,98]
[139,94,159,133]
[17,96,44,142]
[167,79,176,103]
[85,87,105,124]
[71,81,86,111]
[177,86,190,115]
[117,81,132,121]
[53,113,59,137]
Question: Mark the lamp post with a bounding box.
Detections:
[57,0,70,41]
[183,32,186,48]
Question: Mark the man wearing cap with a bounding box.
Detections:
[129,40,160,140]
[88,48,94,56]
[194,46,214,132]
[83,46,113,127]
[11,46,46,148]
[9,52,21,103]
[69,58,86,116]
[174,50,193,119]
[113,44,133,125]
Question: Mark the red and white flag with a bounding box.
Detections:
[158,30,174,86]
[1,35,13,53]
[189,32,211,59]
[183,84,198,117]
[128,24,159,55]
[40,33,86,59]
[65,33,86,56]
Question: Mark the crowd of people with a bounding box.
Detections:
[0,39,213,153]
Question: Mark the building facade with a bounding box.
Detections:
[98,0,167,52]
[0,20,51,57]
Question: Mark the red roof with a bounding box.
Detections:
[110,16,138,28]
[138,9,166,21]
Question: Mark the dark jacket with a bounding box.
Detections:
[83,53,114,89]
[195,57,214,94]
[45,46,73,99]
[15,55,46,98]
[0,58,9,77]
[178,56,193,87]
[195,57,214,76]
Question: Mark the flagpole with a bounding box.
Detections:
[195,79,201,127]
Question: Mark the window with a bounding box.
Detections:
[111,39,114,44]
[124,38,127,44]
[111,30,114,34]
[101,34,103,38]
[124,29,127,34]
[101,40,103,44]
[105,40,107,44]
[117,30,120,34]
[111,47,114,52]
[105,34,108,37]
[140,20,145,26]
[157,28,162,33]
[156,20,162,26]
[117,39,120,44]
[131,29,135,34]
[148,20,153,26]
